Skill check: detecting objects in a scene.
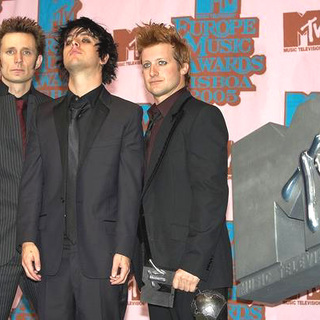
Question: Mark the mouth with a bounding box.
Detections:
[149,80,162,85]
[69,49,81,56]
[11,69,24,73]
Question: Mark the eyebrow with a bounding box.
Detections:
[66,31,95,39]
[142,58,167,62]
[5,46,33,51]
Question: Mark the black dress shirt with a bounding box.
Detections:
[64,84,103,245]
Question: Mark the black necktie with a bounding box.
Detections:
[66,99,89,244]
[144,106,161,156]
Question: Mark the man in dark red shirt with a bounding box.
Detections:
[0,17,51,319]
[136,22,233,320]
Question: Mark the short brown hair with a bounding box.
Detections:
[136,22,191,84]
[0,16,45,55]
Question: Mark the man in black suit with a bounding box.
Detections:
[17,17,144,319]
[136,23,233,319]
[0,17,50,319]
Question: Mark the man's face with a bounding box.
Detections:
[0,32,42,86]
[141,43,188,104]
[63,28,108,75]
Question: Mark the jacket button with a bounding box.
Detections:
[60,197,65,203]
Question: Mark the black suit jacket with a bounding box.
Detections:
[139,90,232,289]
[17,87,144,277]
[0,83,51,266]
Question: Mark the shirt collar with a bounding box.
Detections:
[67,84,103,108]
[154,86,187,118]
[0,81,31,102]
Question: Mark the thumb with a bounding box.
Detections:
[34,248,41,271]
[111,255,120,277]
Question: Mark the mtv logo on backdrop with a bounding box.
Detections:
[195,0,240,19]
[113,28,140,65]
[284,11,320,52]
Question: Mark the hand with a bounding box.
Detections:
[172,269,200,292]
[110,253,130,285]
[21,242,41,281]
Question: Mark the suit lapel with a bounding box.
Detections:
[53,97,68,173]
[143,91,192,196]
[26,90,37,136]
[25,85,50,138]
[78,88,110,168]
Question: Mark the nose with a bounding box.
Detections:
[15,52,22,64]
[71,38,80,47]
[149,64,159,77]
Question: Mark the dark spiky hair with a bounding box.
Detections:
[56,17,118,84]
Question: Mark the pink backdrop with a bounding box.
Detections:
[2,0,320,319]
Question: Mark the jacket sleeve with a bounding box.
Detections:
[115,106,144,259]
[179,104,229,281]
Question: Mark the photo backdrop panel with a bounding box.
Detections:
[0,0,319,319]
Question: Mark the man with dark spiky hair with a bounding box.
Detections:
[0,16,50,319]
[17,17,143,319]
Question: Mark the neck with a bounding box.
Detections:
[154,82,186,105]
[68,71,103,97]
[2,78,31,98]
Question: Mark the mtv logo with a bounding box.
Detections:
[38,0,82,32]
[113,28,139,62]
[233,95,320,304]
[195,0,240,19]
[284,11,320,47]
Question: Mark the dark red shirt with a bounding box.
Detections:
[145,87,187,165]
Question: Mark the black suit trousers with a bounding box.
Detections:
[38,246,127,320]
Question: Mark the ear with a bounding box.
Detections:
[35,55,43,70]
[180,62,189,76]
[100,54,109,66]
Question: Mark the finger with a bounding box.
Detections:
[186,278,195,292]
[190,278,200,292]
[111,264,129,285]
[22,262,34,280]
[185,280,193,292]
[180,278,187,291]
[23,257,41,281]
[190,283,197,292]
[172,274,179,289]
[172,279,178,289]
[28,260,41,281]
[110,257,120,279]
[34,250,41,272]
